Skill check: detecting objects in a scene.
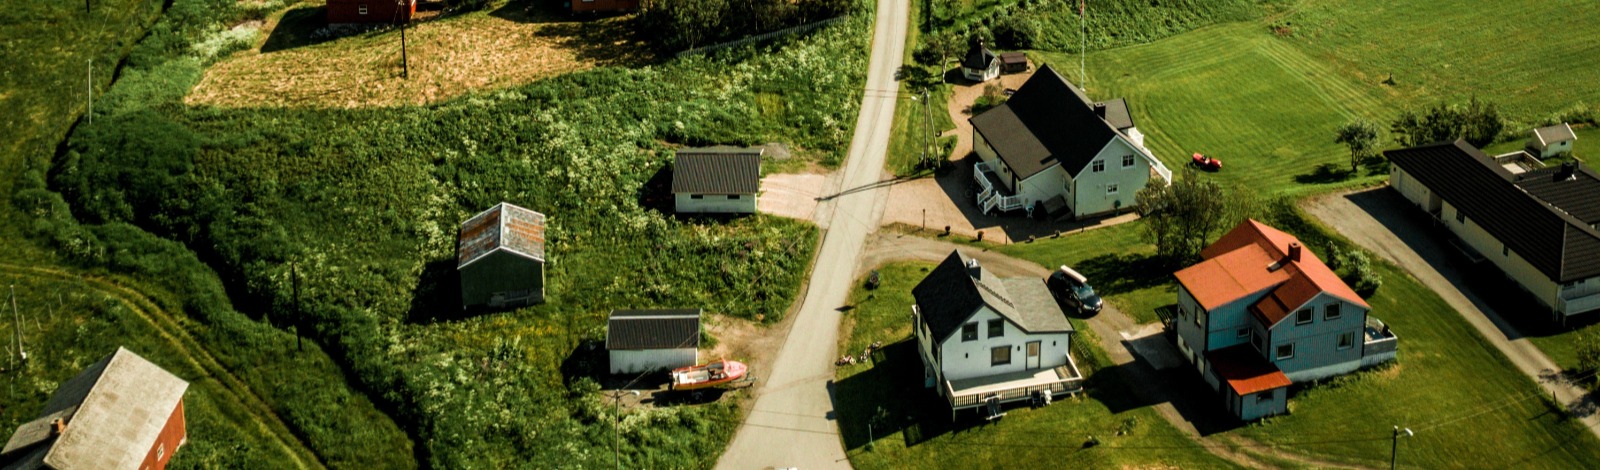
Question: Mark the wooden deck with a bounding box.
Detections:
[944,357,1084,410]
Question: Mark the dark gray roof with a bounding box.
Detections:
[2,347,189,470]
[671,149,762,195]
[969,65,1125,179]
[1386,140,1600,282]
[912,251,1072,344]
[999,51,1027,65]
[962,42,997,70]
[1514,164,1600,226]
[458,202,547,268]
[1096,98,1135,131]
[607,309,701,350]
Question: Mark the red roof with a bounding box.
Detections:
[1174,219,1369,325]
[1206,344,1291,395]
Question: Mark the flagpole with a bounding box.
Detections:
[1080,0,1086,86]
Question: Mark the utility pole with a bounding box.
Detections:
[1079,0,1086,86]
[87,61,92,124]
[922,88,934,170]
[398,2,410,79]
[613,390,638,469]
[1391,425,1413,470]
[292,263,302,352]
[11,285,23,367]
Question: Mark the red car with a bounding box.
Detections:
[1191,153,1222,171]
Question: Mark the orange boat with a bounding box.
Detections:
[669,359,748,391]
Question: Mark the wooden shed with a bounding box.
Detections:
[607,309,702,374]
[1,347,189,470]
[672,148,762,214]
[326,0,415,25]
[458,202,548,310]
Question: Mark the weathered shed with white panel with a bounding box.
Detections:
[1528,123,1577,158]
[607,309,702,374]
[672,148,762,214]
[458,202,548,310]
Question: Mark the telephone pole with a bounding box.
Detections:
[398,2,410,79]
[87,61,93,124]
[922,88,935,170]
[11,285,24,367]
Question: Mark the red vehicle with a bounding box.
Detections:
[668,359,748,391]
[1191,153,1222,171]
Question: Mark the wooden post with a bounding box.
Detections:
[398,6,409,79]
[11,286,23,366]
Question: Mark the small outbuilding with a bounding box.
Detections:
[458,202,548,310]
[1528,123,1577,158]
[326,0,415,25]
[999,52,1028,74]
[1,347,189,470]
[961,40,1000,82]
[607,309,702,374]
[672,148,762,214]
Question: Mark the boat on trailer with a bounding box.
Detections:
[669,359,748,391]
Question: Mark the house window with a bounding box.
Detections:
[988,319,1005,338]
[1565,281,1581,290]
[1296,309,1313,325]
[1325,303,1342,321]
[1276,343,1295,360]
[1338,331,1356,350]
[1256,392,1273,404]
[1122,155,1135,167]
[1236,327,1250,339]
[1092,160,1105,172]
[962,323,978,341]
[1107,183,1119,195]
[991,346,1012,366]
[358,4,368,14]
[1502,244,1509,257]
[1251,330,1264,352]
[157,443,165,461]
[728,194,742,200]
[1455,210,1466,224]
[1195,308,1206,327]
[690,194,705,200]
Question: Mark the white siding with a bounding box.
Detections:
[973,130,1015,192]
[609,348,697,374]
[1441,201,1561,310]
[1071,137,1149,218]
[936,307,1072,382]
[1017,165,1069,211]
[675,193,758,214]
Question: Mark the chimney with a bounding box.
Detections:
[51,418,66,436]
[1556,161,1578,181]
[1288,243,1302,263]
[1094,103,1107,119]
[966,258,982,279]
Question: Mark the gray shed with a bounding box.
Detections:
[458,202,548,309]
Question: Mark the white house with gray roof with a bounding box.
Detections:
[673,147,762,214]
[607,309,702,374]
[1528,123,1577,158]
[912,250,1083,417]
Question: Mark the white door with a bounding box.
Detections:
[1026,341,1041,369]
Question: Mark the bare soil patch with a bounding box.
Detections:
[188,1,653,108]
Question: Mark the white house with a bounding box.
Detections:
[1387,140,1600,323]
[1528,123,1577,158]
[912,250,1082,418]
[968,65,1168,220]
[960,40,999,83]
[672,148,761,214]
[607,309,701,374]
[1172,220,1397,421]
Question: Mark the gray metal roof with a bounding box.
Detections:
[969,65,1131,179]
[1386,140,1600,282]
[1,347,189,470]
[457,202,547,268]
[607,309,702,350]
[671,149,762,195]
[913,251,1073,344]
[1096,98,1135,131]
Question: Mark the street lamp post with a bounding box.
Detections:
[1391,425,1413,470]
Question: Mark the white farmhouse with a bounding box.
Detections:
[912,250,1083,419]
[672,148,762,214]
[969,65,1169,219]
[607,309,701,374]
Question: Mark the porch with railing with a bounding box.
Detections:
[973,160,1028,215]
[943,356,1084,411]
[1361,316,1399,368]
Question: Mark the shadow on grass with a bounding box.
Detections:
[832,340,991,451]
[261,7,339,53]
[1087,357,1244,436]
[1074,252,1170,297]
[490,0,658,67]
[1293,162,1356,185]
[404,258,465,323]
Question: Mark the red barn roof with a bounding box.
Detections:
[1174,219,1368,326]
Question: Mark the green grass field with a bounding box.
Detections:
[834,262,1240,469]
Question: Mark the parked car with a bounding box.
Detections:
[1046,266,1102,316]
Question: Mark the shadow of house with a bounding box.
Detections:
[489,0,575,23]
[486,0,657,67]
[831,340,988,451]
[560,340,609,386]
[261,7,340,53]
[637,163,675,215]
[405,258,464,324]
[1085,358,1245,436]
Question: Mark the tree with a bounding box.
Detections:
[1390,97,1503,148]
[1135,169,1258,265]
[1335,119,1380,172]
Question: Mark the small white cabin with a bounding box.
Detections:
[1528,123,1576,157]
[672,148,762,214]
[607,309,701,374]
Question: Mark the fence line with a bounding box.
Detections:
[676,16,849,58]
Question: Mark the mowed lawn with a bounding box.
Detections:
[833,262,1239,469]
[974,219,1600,467]
[995,223,1170,324]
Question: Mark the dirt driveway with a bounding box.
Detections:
[880,162,1138,244]
[758,173,826,221]
[1302,187,1600,438]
